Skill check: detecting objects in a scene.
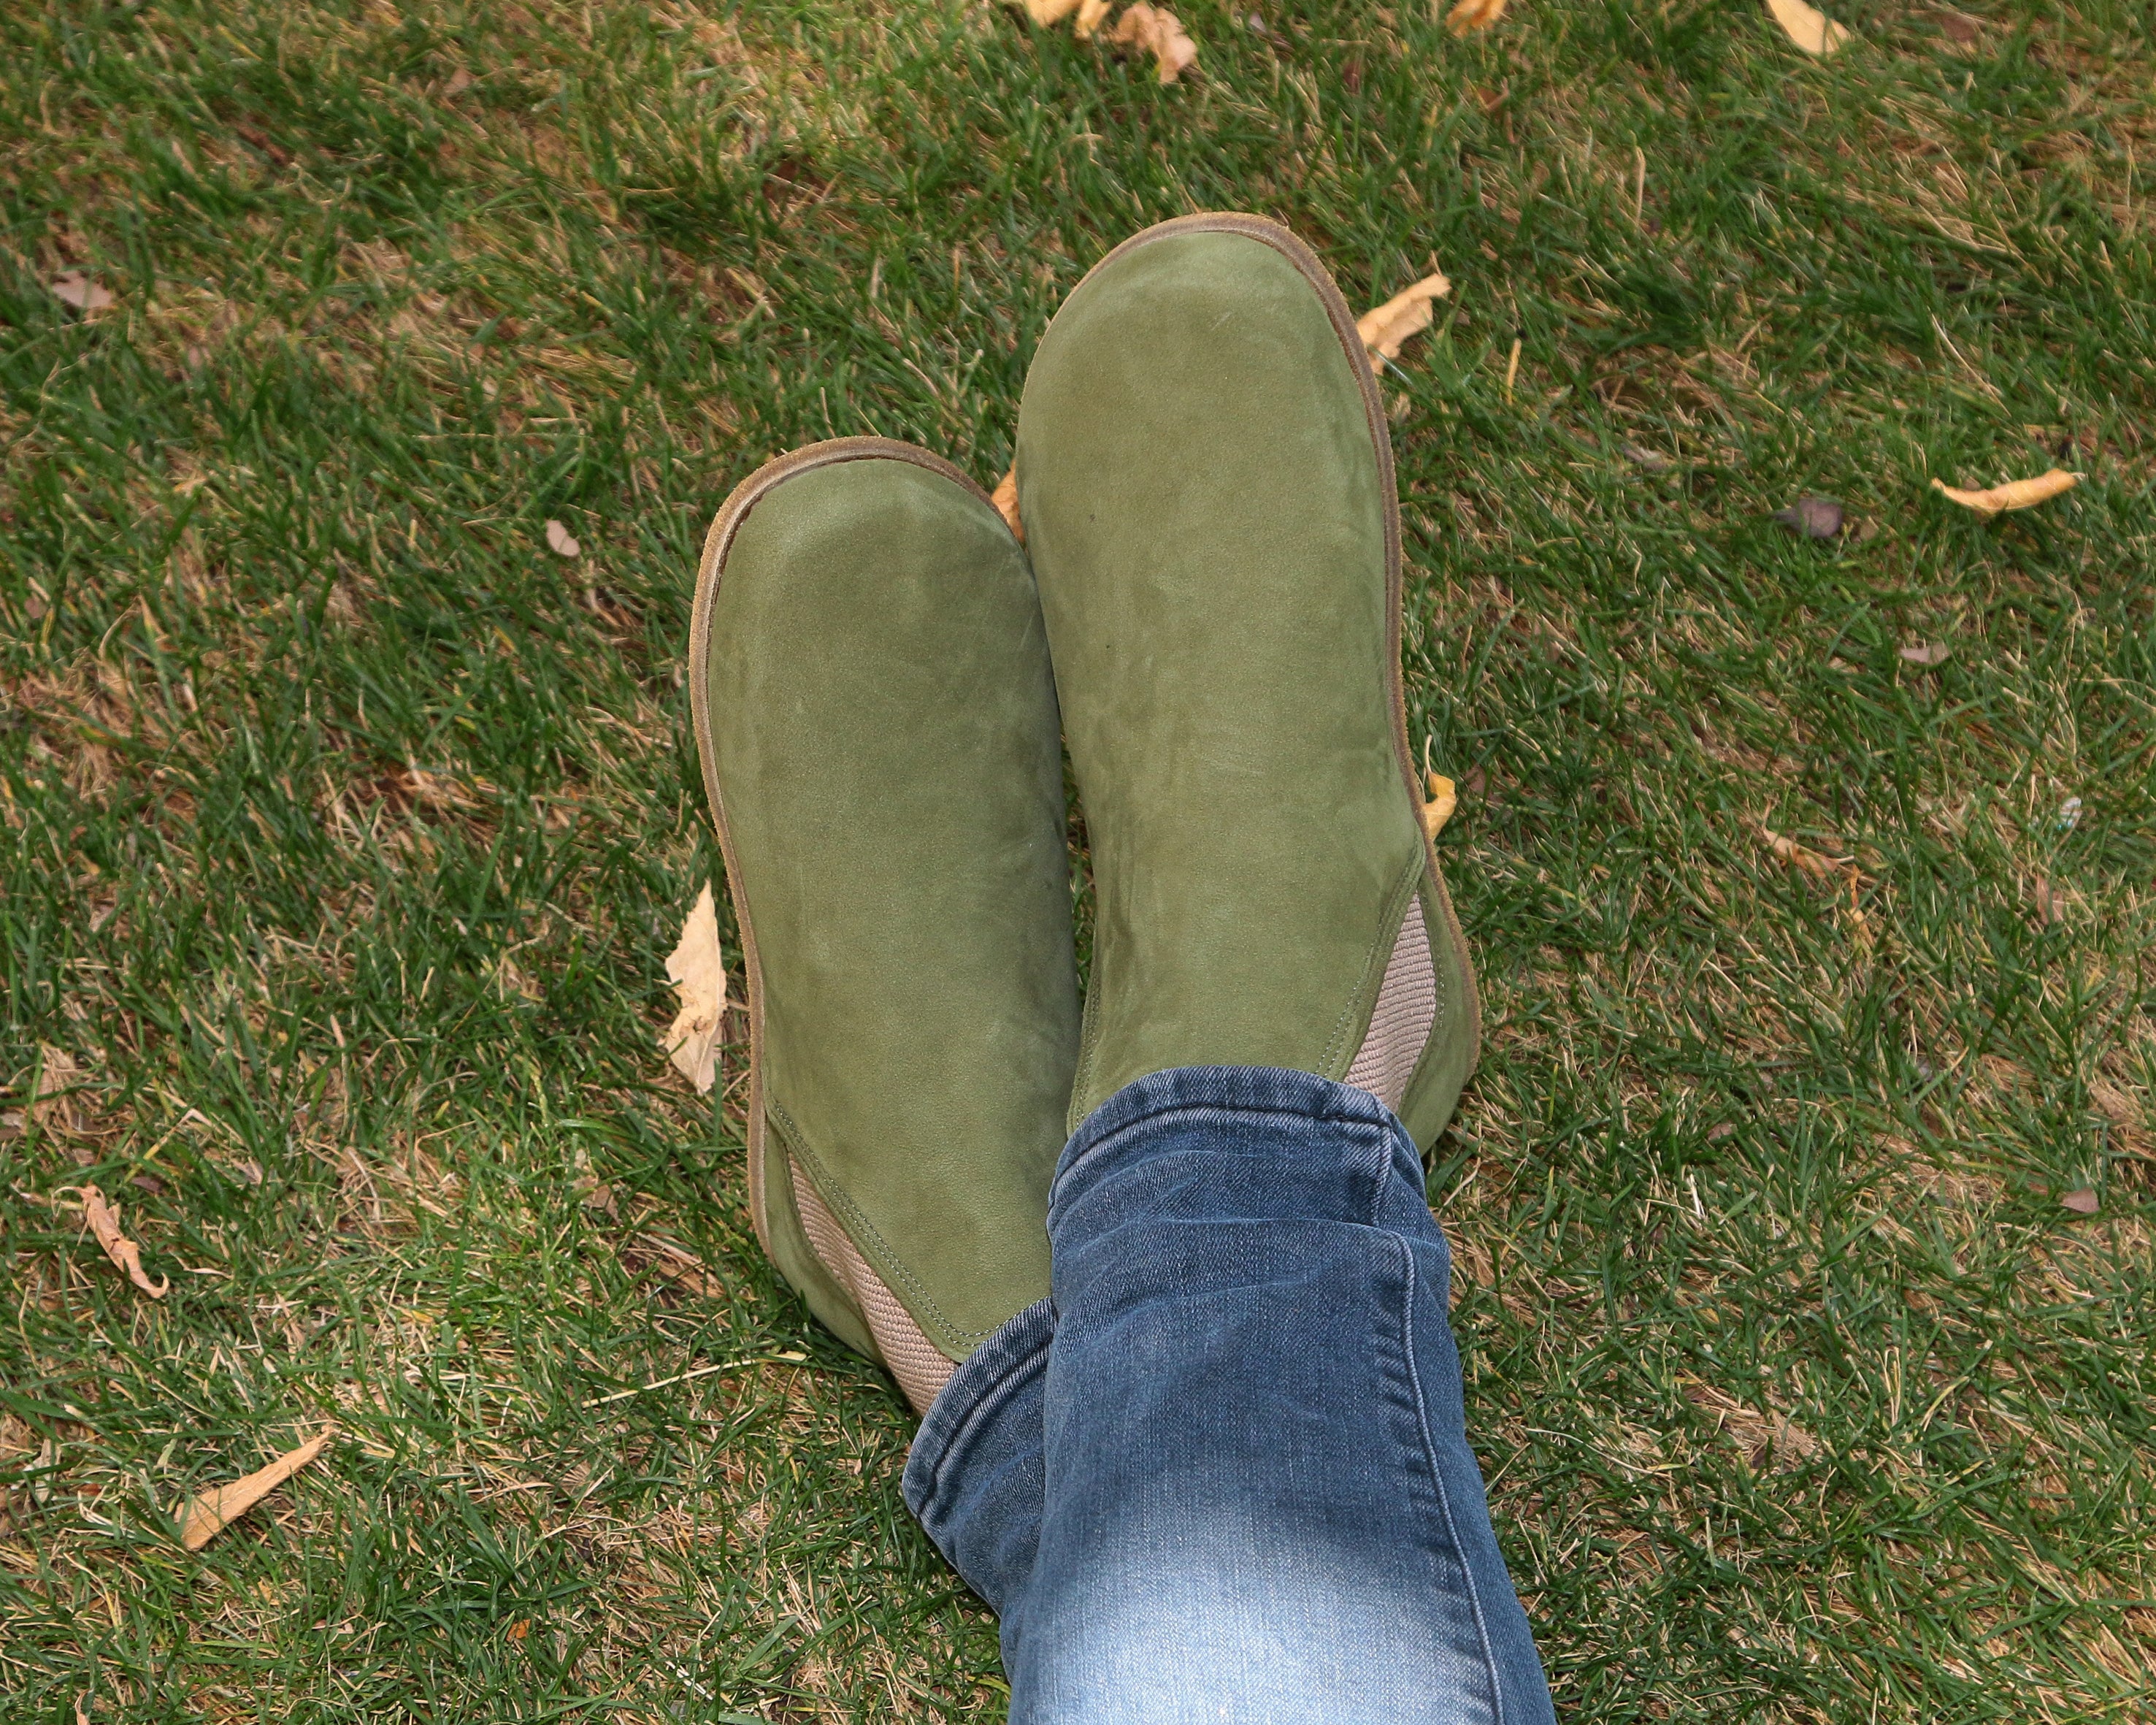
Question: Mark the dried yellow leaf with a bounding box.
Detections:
[1074,0,1113,37]
[992,466,1024,543]
[545,519,581,558]
[664,884,728,1095]
[80,1185,169,1299]
[35,1044,80,1133]
[1445,0,1508,35]
[1422,772,1457,841]
[1765,0,1850,54]
[177,1428,334,1551]
[1108,3,1197,83]
[1026,0,1084,21]
[1357,273,1452,373]
[1930,468,2079,517]
[1757,825,1854,883]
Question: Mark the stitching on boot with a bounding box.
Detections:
[791,1155,956,1413]
[768,1099,1003,1349]
[1320,850,1430,1077]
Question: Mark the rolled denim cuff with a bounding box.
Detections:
[902,1296,1054,1611]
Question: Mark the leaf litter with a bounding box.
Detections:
[1023,0,1196,81]
[1420,741,1457,841]
[1773,496,1844,538]
[50,272,115,313]
[177,1428,335,1550]
[992,467,1024,541]
[1766,0,1851,55]
[77,1185,169,1299]
[664,884,728,1095]
[1357,273,1452,373]
[4,1044,81,1142]
[1445,0,1509,34]
[1108,4,1197,82]
[1930,469,2079,517]
[1755,824,1859,885]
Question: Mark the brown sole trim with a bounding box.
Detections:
[1052,212,1483,1080]
[686,437,1012,1261]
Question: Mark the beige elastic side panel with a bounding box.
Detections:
[791,1160,957,1414]
[1344,893,1438,1112]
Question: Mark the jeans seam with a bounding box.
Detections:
[1397,1232,1508,1725]
[910,1327,1052,1534]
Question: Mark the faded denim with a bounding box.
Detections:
[903,1066,1557,1724]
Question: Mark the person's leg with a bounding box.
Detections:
[908,213,1554,1718]
[907,1065,1554,1725]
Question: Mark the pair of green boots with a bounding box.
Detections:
[689,215,1479,1412]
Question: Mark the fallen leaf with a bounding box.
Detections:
[1445,0,1508,34]
[1772,496,1844,538]
[1765,0,1851,54]
[2060,1188,2099,1216]
[1936,12,1979,45]
[664,884,728,1094]
[545,519,582,558]
[2056,796,2082,831]
[1108,3,1197,82]
[1843,871,1872,949]
[1757,825,1854,883]
[1357,272,1452,373]
[2090,1079,2146,1136]
[508,1618,531,1640]
[34,1044,81,1133]
[2030,876,2060,926]
[1074,0,1113,36]
[992,467,1024,542]
[1422,772,1457,841]
[77,1697,91,1725]
[50,272,115,313]
[1622,443,1672,472]
[443,66,474,95]
[1930,468,2079,517]
[572,1147,618,1219]
[177,1428,334,1550]
[1898,641,1950,666]
[80,1185,169,1299]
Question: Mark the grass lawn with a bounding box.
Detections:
[4,0,2153,1718]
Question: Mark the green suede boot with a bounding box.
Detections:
[1016,214,1479,1147]
[689,438,1080,1411]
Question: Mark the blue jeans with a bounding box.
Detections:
[902,1067,1557,1724]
